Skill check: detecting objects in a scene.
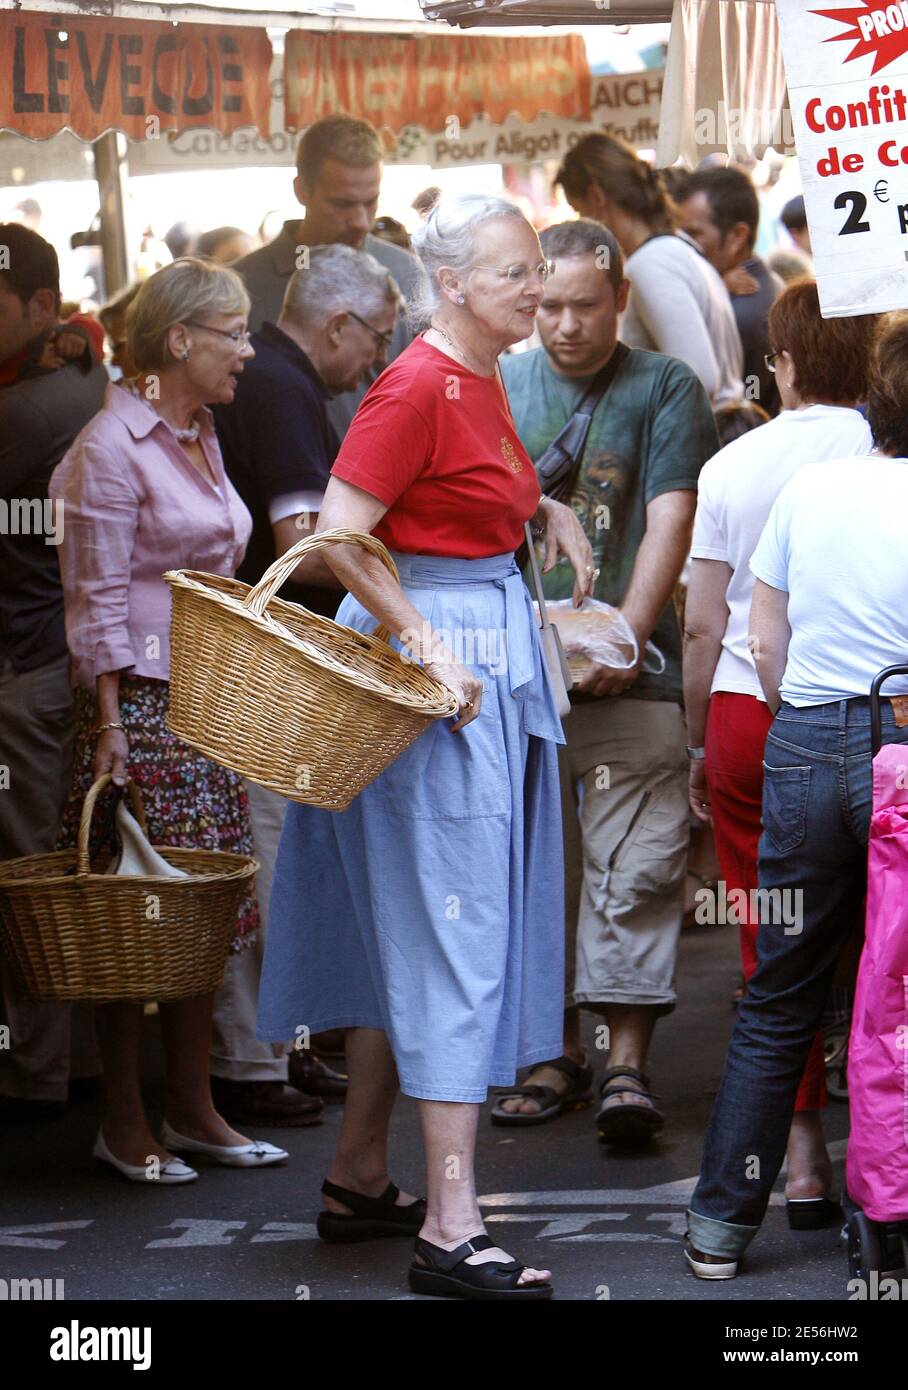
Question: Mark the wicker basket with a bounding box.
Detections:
[164,528,459,811]
[0,776,257,1002]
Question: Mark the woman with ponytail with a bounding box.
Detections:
[556,135,744,406]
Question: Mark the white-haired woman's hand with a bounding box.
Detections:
[423,657,484,732]
[533,496,595,607]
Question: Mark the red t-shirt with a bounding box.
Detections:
[331,335,540,557]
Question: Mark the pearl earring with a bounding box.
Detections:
[181,350,190,362]
[455,295,465,305]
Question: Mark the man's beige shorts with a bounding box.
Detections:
[560,698,690,1013]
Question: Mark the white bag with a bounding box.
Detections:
[106,800,188,879]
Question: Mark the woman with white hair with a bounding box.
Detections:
[51,258,288,1183]
[257,192,593,1299]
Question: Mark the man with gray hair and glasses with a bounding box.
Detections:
[209,243,401,1128]
[236,113,427,439]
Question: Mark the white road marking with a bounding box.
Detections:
[487,1212,629,1237]
[0,1221,92,1249]
[480,1181,787,1207]
[251,1223,319,1243]
[145,1219,246,1248]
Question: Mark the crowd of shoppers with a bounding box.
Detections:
[0,116,900,1300]
[555,134,744,406]
[686,312,908,1279]
[684,280,876,1242]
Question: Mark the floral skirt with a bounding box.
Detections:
[57,676,259,951]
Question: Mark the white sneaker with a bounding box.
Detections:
[161,1120,288,1168]
[92,1130,198,1184]
[684,1241,738,1279]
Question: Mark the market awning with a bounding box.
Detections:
[421,0,794,165]
[656,0,793,165]
[0,10,273,141]
[419,0,673,23]
[1,2,593,143]
[283,30,590,134]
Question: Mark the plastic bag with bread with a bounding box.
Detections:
[532,598,639,684]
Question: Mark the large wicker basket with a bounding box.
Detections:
[0,776,257,1002]
[164,528,459,811]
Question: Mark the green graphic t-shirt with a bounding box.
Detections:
[501,344,718,703]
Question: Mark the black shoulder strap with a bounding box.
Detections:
[574,341,630,419]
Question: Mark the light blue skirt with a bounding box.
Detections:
[256,551,566,1102]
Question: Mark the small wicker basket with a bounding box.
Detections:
[164,528,459,811]
[0,776,257,1002]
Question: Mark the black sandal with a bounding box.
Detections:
[490,1055,595,1126]
[408,1233,553,1300]
[317,1179,427,1243]
[595,1066,664,1142]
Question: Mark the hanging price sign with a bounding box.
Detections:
[775,1,908,316]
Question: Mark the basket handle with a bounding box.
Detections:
[241,527,401,644]
[77,774,148,875]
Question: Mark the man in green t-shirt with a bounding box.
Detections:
[494,219,718,1141]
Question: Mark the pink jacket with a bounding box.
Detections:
[846,742,908,1222]
[50,382,251,690]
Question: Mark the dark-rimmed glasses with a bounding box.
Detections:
[345,309,394,350]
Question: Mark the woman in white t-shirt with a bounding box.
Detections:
[555,133,744,405]
[683,280,876,1253]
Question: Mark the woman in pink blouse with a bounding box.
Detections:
[51,259,287,1183]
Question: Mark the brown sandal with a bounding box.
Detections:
[490,1055,594,1126]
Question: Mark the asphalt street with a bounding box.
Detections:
[0,920,856,1303]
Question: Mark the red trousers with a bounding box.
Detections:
[705,691,827,1111]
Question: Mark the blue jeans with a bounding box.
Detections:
[688,697,908,1259]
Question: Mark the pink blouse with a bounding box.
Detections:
[50,382,252,690]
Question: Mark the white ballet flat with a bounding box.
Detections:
[161,1120,288,1168]
[92,1130,198,1184]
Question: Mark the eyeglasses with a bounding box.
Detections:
[345,309,394,349]
[472,260,554,285]
[183,321,252,346]
[764,349,784,373]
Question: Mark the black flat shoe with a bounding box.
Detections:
[408,1234,553,1301]
[317,1179,427,1243]
[786,1196,842,1230]
[595,1066,664,1143]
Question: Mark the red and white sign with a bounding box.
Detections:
[775,0,908,316]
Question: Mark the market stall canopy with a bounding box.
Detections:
[0,9,273,140]
[0,3,592,141]
[422,0,794,165]
[283,30,591,133]
[656,0,793,165]
[420,0,673,23]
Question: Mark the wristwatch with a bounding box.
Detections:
[686,745,706,760]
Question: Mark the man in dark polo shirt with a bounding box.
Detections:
[208,244,401,1124]
[235,113,428,441]
[0,223,107,1120]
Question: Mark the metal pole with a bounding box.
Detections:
[92,131,130,300]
